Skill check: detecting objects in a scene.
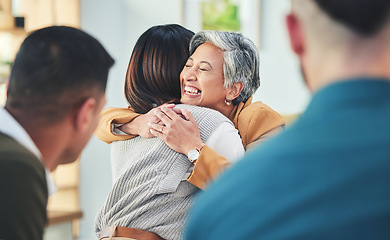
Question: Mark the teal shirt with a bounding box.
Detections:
[185,78,390,240]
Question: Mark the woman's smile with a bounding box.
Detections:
[180,42,229,113]
[183,85,202,96]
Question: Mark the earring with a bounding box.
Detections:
[224,98,232,105]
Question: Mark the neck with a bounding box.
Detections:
[8,109,71,171]
[219,104,235,118]
[304,26,390,92]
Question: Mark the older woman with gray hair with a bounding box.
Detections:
[189,30,261,106]
[96,30,285,190]
[149,30,285,188]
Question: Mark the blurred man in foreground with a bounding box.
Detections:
[185,0,390,239]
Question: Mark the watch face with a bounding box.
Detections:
[188,149,200,161]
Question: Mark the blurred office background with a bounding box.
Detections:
[0,0,309,239]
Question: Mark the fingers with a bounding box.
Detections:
[154,109,172,125]
[147,115,160,125]
[160,107,181,121]
[148,122,165,134]
[180,109,195,122]
[144,108,161,124]
[149,127,163,138]
[170,108,184,114]
[153,107,194,126]
[149,124,167,141]
[159,103,175,109]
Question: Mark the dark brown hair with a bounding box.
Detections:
[6,26,114,124]
[125,24,194,114]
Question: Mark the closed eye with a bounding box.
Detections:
[185,58,194,68]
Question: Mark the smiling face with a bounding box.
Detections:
[180,43,232,114]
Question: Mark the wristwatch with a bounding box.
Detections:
[188,148,201,163]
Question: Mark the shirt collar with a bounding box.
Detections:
[0,107,57,195]
[228,96,253,126]
[307,78,390,113]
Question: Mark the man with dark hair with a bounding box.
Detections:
[0,26,114,240]
[185,0,390,239]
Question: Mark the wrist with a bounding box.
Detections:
[123,116,141,135]
[185,141,205,156]
[187,143,205,163]
[118,122,133,135]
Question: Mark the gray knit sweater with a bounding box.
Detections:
[95,104,232,240]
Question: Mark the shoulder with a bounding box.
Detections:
[236,101,285,146]
[239,101,284,123]
[0,134,47,237]
[0,133,46,183]
[0,133,47,234]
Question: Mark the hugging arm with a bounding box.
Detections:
[95,104,245,190]
[150,107,244,190]
[94,104,175,143]
[94,107,140,144]
[150,102,286,189]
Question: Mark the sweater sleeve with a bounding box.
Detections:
[94,107,141,144]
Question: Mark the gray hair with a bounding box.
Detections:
[189,30,260,104]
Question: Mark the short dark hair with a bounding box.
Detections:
[314,0,390,36]
[6,26,114,124]
[124,24,194,114]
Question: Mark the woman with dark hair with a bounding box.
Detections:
[95,25,245,240]
[124,25,189,114]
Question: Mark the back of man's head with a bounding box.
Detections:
[289,0,390,91]
[6,26,115,126]
[292,0,390,42]
[314,0,390,36]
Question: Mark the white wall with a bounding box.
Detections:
[78,1,125,239]
[78,0,308,239]
[253,0,310,114]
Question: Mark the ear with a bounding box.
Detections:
[286,13,305,56]
[226,82,244,102]
[74,97,96,133]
